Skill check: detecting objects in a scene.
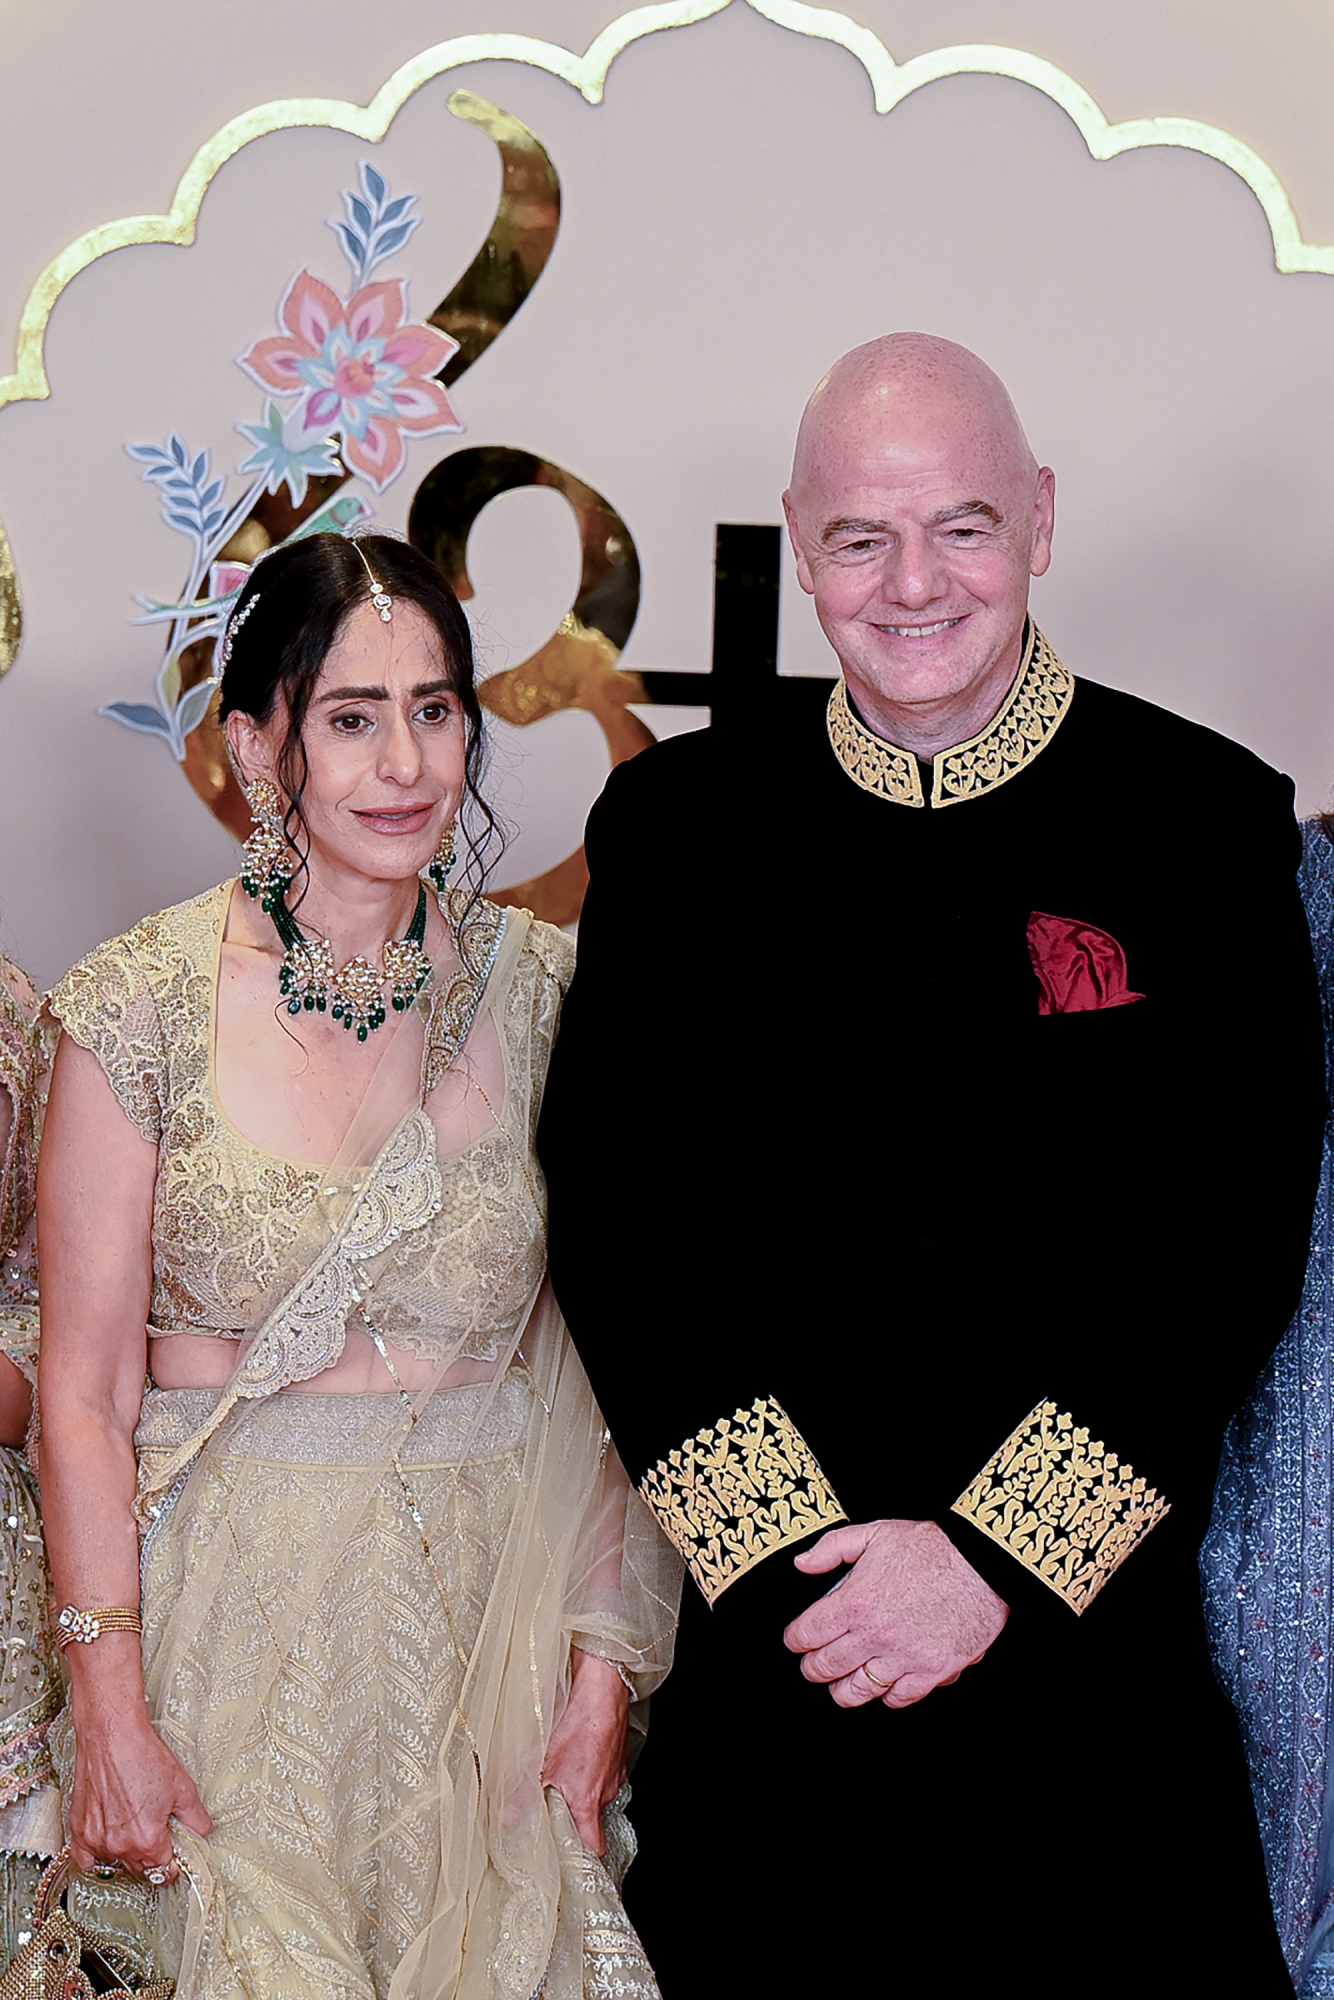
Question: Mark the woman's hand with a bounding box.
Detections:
[540,1647,631,1856]
[69,1706,212,1881]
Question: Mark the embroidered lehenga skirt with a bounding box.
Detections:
[57,1382,660,2000]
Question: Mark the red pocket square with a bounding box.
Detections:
[1026,911,1146,1016]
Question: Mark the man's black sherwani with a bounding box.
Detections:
[538,627,1324,1992]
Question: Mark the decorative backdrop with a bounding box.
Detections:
[1,0,1334,983]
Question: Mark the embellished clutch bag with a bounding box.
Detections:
[0,1848,173,1999]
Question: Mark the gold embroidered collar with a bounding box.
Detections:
[825,623,1074,809]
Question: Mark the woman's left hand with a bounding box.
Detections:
[541,1647,631,1856]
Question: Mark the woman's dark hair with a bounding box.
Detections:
[218,531,502,929]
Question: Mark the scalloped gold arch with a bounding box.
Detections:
[2,0,1333,420]
[1,0,1331,681]
[0,0,728,415]
[752,0,1334,277]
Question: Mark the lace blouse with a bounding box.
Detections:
[47,882,573,1366]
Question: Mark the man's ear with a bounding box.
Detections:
[1029,466,1056,580]
[782,492,816,597]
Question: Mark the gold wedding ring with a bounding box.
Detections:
[863,1664,893,1688]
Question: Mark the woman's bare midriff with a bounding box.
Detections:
[148,1332,501,1394]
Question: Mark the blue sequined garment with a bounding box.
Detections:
[1205,818,1334,1995]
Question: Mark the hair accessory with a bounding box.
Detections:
[56,1605,143,1650]
[239,777,294,913]
[427,822,457,895]
[271,883,431,1041]
[351,540,392,623]
[217,588,261,676]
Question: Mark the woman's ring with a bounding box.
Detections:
[93,1863,118,1880]
[863,1664,893,1689]
[144,1865,171,1887]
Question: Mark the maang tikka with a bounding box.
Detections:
[351,540,393,622]
[240,777,294,913]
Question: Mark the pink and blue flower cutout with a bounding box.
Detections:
[237,269,460,493]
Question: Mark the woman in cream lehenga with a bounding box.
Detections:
[36,532,679,1999]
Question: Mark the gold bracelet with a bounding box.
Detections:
[55,1605,142,1649]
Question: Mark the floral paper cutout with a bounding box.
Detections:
[106,164,462,759]
[237,270,457,491]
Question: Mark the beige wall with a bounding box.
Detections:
[1,0,1333,983]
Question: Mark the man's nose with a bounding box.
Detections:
[878,531,946,608]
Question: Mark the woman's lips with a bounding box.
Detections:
[352,804,435,834]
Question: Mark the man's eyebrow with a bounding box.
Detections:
[316,678,455,705]
[821,517,889,543]
[927,501,1002,527]
[819,501,1002,544]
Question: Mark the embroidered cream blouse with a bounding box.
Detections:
[47,882,573,1366]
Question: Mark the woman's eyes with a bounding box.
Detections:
[328,702,454,733]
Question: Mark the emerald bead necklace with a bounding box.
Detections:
[270,882,432,1041]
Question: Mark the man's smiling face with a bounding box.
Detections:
[783,337,1055,748]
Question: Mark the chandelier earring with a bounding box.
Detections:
[239,777,294,913]
[427,821,457,895]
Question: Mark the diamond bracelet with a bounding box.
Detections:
[56,1605,143,1649]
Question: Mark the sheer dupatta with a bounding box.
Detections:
[90,902,678,1999]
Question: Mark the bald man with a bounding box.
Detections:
[538,336,1323,1991]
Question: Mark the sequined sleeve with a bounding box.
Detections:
[47,932,168,1145]
[0,960,45,1381]
[0,960,41,1253]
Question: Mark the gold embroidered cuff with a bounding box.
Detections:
[638,1396,847,1606]
[951,1400,1169,1616]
